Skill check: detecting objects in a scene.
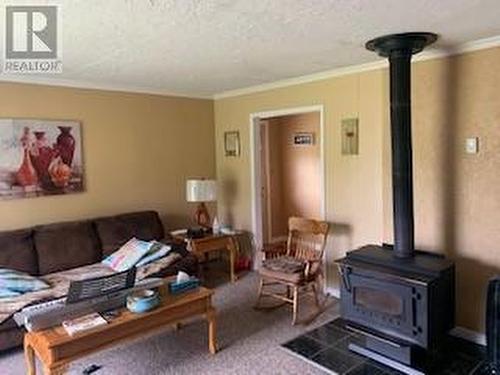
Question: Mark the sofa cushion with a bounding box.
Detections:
[0,229,38,275]
[35,221,101,275]
[95,211,165,257]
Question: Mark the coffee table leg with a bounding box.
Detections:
[207,308,217,354]
[24,338,36,375]
[45,365,67,375]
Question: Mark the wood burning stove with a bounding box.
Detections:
[336,33,456,370]
[337,245,454,365]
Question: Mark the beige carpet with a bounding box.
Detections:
[0,271,339,375]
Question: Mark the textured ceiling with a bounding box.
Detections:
[1,0,500,97]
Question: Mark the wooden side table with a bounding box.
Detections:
[173,233,239,283]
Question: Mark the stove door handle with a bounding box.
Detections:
[338,265,352,292]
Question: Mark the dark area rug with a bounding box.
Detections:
[282,318,488,374]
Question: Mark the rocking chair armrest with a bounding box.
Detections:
[261,241,287,260]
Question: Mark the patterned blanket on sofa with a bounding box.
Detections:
[0,252,181,325]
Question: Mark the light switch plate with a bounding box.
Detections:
[465,137,479,154]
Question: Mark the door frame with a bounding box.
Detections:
[259,119,274,243]
[249,105,326,258]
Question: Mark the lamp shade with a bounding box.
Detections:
[186,179,216,202]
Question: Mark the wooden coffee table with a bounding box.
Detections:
[24,287,216,375]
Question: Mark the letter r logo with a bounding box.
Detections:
[6,6,58,59]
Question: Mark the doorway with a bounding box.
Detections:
[250,105,326,260]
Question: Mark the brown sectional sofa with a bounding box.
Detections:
[0,210,198,351]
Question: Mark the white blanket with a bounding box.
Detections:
[0,252,181,325]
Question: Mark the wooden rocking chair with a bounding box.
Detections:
[255,217,329,325]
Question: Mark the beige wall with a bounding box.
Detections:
[214,70,386,299]
[215,46,500,332]
[266,112,321,239]
[0,82,215,231]
[387,47,500,332]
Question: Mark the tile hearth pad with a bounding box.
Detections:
[282,318,487,374]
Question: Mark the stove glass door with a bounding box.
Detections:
[340,271,427,346]
[354,286,404,317]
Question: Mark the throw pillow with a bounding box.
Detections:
[0,268,50,296]
[101,237,153,272]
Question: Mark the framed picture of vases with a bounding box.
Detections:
[0,119,84,200]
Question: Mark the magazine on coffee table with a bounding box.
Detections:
[62,312,108,336]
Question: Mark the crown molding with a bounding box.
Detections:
[0,75,213,100]
[213,60,387,100]
[213,34,500,100]
[453,34,500,54]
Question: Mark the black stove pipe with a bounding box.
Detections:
[366,32,437,259]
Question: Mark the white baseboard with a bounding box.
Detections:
[324,286,340,299]
[450,326,486,346]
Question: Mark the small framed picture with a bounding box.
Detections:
[341,118,359,155]
[293,132,314,146]
[224,131,240,157]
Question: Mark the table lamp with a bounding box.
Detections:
[186,179,217,228]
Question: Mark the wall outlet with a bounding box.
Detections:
[465,137,479,154]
